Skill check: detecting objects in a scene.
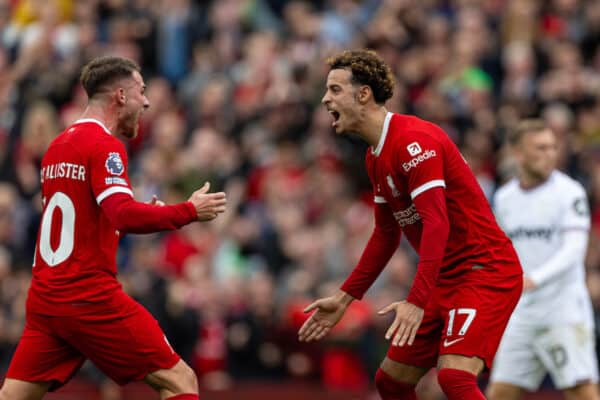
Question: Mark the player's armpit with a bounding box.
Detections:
[101,193,197,233]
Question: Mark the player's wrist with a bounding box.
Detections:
[183,201,198,220]
[335,290,355,307]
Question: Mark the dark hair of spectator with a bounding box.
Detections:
[80,57,141,99]
[326,49,395,105]
[508,119,548,145]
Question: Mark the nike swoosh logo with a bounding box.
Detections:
[443,338,465,347]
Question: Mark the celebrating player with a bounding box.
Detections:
[298,49,523,400]
[487,120,599,400]
[0,57,226,400]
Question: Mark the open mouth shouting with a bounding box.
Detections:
[328,109,340,128]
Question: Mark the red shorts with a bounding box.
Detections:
[387,274,522,369]
[6,294,180,390]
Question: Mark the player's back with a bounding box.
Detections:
[28,120,130,316]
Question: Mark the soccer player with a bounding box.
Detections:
[298,49,523,400]
[0,57,227,400]
[487,120,600,400]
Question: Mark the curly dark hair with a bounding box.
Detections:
[326,49,395,105]
[80,56,140,99]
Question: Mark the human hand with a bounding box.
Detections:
[188,182,227,221]
[378,300,424,347]
[298,292,353,342]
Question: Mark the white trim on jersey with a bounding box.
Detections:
[73,118,112,135]
[371,112,393,157]
[410,179,446,199]
[374,196,387,203]
[96,186,133,204]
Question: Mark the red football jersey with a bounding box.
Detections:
[28,119,134,315]
[366,113,520,286]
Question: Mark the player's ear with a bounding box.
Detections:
[357,85,372,105]
[116,87,127,105]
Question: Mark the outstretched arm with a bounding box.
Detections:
[101,193,196,233]
[299,201,401,342]
[101,182,226,234]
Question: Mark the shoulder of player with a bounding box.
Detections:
[550,171,587,198]
[390,117,446,155]
[493,179,519,202]
[391,114,446,142]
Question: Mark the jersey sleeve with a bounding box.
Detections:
[395,133,446,199]
[560,185,590,232]
[89,138,134,204]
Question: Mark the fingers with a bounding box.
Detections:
[199,182,210,194]
[298,317,317,341]
[303,300,320,314]
[407,324,418,346]
[383,303,422,347]
[306,325,330,342]
[385,317,400,340]
[378,302,397,316]
[298,316,330,342]
[389,320,420,347]
[394,322,413,347]
[150,195,158,205]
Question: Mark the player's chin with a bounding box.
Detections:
[122,125,138,139]
[332,121,343,134]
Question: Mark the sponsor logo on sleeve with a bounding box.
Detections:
[402,149,437,171]
[573,198,589,217]
[407,142,422,156]
[105,152,125,176]
[105,177,128,186]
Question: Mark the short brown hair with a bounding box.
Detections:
[326,49,395,105]
[80,56,140,99]
[508,119,548,145]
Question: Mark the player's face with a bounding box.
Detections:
[517,129,558,182]
[118,71,149,139]
[322,68,362,135]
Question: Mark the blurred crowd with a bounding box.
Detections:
[1,0,600,398]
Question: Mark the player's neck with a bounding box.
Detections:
[359,106,389,148]
[79,102,119,136]
[518,173,549,190]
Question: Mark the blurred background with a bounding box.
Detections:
[0,0,599,399]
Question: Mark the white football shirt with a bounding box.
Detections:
[493,170,592,325]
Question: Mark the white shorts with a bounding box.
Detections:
[490,321,599,391]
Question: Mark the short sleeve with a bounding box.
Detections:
[396,133,446,199]
[560,185,590,232]
[90,139,133,204]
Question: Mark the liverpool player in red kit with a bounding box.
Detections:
[298,49,522,399]
[0,57,226,400]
